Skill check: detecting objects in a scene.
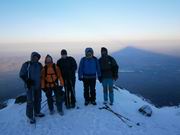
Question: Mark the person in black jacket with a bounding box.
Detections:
[99,47,119,105]
[57,49,77,109]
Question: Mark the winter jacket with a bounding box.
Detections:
[57,56,77,80]
[41,63,64,89]
[19,52,42,89]
[78,48,101,79]
[99,55,119,79]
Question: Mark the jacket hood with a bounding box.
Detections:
[85,48,94,56]
[45,54,53,65]
[31,52,41,61]
[101,47,108,57]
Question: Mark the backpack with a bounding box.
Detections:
[108,56,119,79]
[100,56,119,79]
[44,63,58,85]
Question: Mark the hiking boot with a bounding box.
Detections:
[71,104,76,108]
[91,101,97,105]
[58,111,64,116]
[50,110,55,115]
[35,112,45,117]
[84,101,89,106]
[103,101,108,105]
[66,105,71,109]
[29,118,36,124]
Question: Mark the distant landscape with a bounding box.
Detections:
[113,47,180,107]
[0,47,180,108]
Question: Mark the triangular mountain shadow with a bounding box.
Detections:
[111,46,180,71]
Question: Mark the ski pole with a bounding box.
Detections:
[64,80,70,108]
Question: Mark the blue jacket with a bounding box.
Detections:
[19,52,42,90]
[78,56,101,79]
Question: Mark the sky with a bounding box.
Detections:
[0,0,180,55]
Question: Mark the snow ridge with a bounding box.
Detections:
[0,80,180,135]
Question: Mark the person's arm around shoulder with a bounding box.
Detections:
[56,59,61,68]
[109,56,119,80]
[55,65,64,86]
[95,57,102,82]
[69,56,77,71]
[41,67,46,92]
[78,58,84,81]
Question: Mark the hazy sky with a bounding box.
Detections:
[0,0,180,42]
[0,0,180,55]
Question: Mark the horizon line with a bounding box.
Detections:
[0,38,180,44]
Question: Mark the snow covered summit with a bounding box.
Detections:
[0,80,180,135]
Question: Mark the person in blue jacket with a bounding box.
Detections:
[19,52,45,124]
[78,48,101,106]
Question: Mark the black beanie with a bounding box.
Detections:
[61,49,67,55]
[101,47,108,53]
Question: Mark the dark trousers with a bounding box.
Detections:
[26,87,41,119]
[83,78,96,102]
[45,87,64,112]
[64,78,76,107]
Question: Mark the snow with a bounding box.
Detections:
[0,80,180,135]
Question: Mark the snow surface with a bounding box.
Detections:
[0,80,180,135]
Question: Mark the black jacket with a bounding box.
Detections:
[99,55,119,79]
[57,56,77,80]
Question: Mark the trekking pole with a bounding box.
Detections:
[64,80,70,108]
[41,98,47,105]
[32,88,36,128]
[105,105,130,121]
[99,105,132,128]
[70,80,79,109]
[69,80,75,96]
[26,62,36,126]
[99,105,140,127]
[69,80,76,101]
[41,95,55,110]
[41,99,48,110]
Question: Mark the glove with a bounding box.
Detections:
[78,77,83,81]
[58,85,63,91]
[41,88,46,93]
[26,79,34,89]
[98,76,102,83]
[20,75,26,82]
[113,76,118,81]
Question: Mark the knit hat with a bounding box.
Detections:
[61,49,67,55]
[45,54,53,65]
[101,47,108,54]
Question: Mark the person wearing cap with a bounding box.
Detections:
[57,49,77,109]
[78,48,101,106]
[19,52,45,124]
[41,54,65,115]
[99,47,119,105]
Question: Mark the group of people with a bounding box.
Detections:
[19,47,119,124]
